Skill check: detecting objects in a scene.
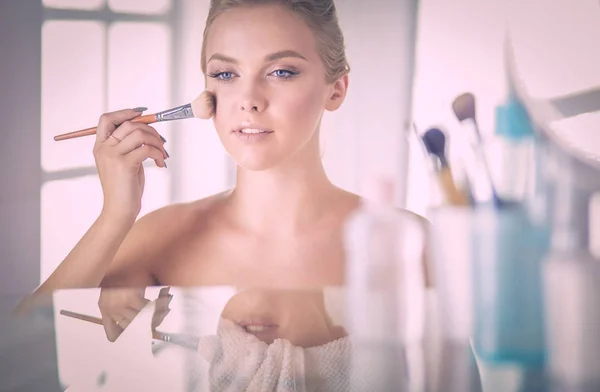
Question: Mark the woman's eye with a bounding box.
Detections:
[271,69,297,79]
[217,72,234,80]
[208,71,236,82]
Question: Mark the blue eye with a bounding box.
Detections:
[271,69,297,79]
[208,71,236,82]
[217,72,233,80]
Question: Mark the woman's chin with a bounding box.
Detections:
[231,153,284,172]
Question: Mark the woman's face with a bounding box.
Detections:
[221,289,346,347]
[203,4,346,171]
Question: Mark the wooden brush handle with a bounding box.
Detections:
[438,167,469,206]
[60,309,103,325]
[59,309,163,340]
[53,114,157,141]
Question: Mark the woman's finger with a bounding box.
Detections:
[158,286,171,298]
[125,144,167,168]
[114,307,140,324]
[101,313,124,342]
[112,121,166,147]
[96,108,145,143]
[128,296,151,312]
[116,128,167,159]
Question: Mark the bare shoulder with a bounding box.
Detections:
[393,208,432,287]
[337,189,429,226]
[101,191,229,286]
[138,191,226,230]
[398,208,430,229]
[347,189,430,226]
[129,192,223,237]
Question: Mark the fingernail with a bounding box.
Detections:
[133,107,148,112]
[164,149,170,159]
[160,135,167,143]
[164,161,168,169]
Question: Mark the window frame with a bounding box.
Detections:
[39,0,183,283]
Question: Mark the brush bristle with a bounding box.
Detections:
[191,90,216,119]
[452,92,476,122]
[422,127,446,159]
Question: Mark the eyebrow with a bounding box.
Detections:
[207,50,308,65]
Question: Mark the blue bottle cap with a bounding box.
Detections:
[495,95,535,140]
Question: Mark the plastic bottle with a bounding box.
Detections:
[472,95,550,366]
[344,179,426,391]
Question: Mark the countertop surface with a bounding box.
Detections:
[0,286,573,392]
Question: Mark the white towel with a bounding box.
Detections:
[195,318,354,392]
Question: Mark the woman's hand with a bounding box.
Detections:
[98,287,149,342]
[93,108,169,222]
[151,287,172,330]
[98,286,172,342]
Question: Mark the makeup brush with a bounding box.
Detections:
[53,90,216,141]
[452,93,480,137]
[412,122,436,173]
[452,92,501,205]
[422,127,469,206]
[59,309,199,350]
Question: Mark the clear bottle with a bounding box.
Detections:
[344,179,426,391]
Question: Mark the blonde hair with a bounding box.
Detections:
[200,0,350,83]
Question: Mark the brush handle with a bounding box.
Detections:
[59,309,164,341]
[53,114,158,141]
[438,167,469,206]
[60,309,103,325]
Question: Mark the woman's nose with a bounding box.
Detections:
[240,84,267,113]
[241,101,259,112]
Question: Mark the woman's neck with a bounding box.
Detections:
[227,143,338,235]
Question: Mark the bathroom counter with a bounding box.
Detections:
[0,287,569,391]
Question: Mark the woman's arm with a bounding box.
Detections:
[45,214,140,290]
[14,209,164,315]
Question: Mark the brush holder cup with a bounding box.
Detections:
[471,203,550,366]
[429,204,550,363]
[428,206,474,344]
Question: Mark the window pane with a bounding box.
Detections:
[139,166,171,217]
[41,175,103,283]
[41,168,170,284]
[108,0,171,14]
[41,21,106,172]
[107,22,172,140]
[43,0,105,10]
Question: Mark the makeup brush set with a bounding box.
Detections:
[422,33,600,390]
[414,89,508,208]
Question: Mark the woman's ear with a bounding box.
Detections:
[325,74,349,112]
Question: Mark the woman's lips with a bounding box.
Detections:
[233,128,273,142]
[237,317,278,335]
[234,122,274,134]
[244,325,277,333]
[237,128,273,134]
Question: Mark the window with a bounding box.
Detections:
[40,0,177,283]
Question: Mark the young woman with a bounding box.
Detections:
[21,0,428,334]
